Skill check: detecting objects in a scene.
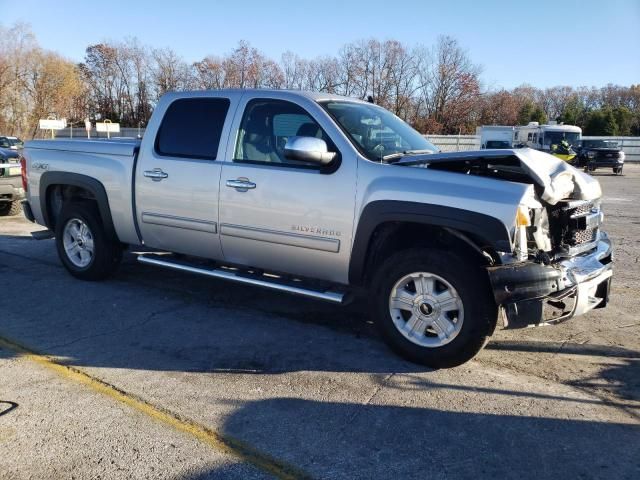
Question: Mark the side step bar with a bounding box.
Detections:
[137,254,346,304]
[31,229,55,240]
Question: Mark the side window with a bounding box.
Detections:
[234,99,335,167]
[155,98,230,160]
[533,133,537,143]
[527,132,533,141]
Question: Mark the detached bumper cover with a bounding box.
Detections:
[488,233,613,328]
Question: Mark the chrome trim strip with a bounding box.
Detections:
[220,223,340,253]
[137,255,344,304]
[141,212,217,233]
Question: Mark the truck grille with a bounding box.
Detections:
[549,199,601,256]
[570,227,597,245]
[594,151,621,162]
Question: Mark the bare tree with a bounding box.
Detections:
[151,47,193,100]
[416,36,482,133]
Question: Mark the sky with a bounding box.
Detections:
[2,0,639,89]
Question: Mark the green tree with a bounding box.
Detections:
[517,101,534,125]
[584,109,619,136]
[531,106,548,125]
[517,101,548,125]
[557,96,585,126]
[613,106,633,136]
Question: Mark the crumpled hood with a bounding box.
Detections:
[511,148,601,205]
[396,147,602,206]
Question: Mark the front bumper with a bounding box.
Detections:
[488,233,613,328]
[590,161,624,169]
[0,175,25,203]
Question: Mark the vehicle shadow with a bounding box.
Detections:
[174,397,640,480]
[1,251,639,377]
[1,247,639,413]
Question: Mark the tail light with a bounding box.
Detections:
[20,156,27,192]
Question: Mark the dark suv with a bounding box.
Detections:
[575,139,625,175]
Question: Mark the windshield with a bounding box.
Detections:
[543,131,581,147]
[320,101,438,162]
[582,140,619,149]
[486,140,511,149]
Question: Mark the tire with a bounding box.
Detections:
[0,201,21,216]
[370,248,498,368]
[55,201,122,280]
[614,167,623,175]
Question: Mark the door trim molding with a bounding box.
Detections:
[141,212,218,233]
[220,223,340,253]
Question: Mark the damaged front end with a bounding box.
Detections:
[488,236,612,328]
[396,148,613,328]
[481,151,613,328]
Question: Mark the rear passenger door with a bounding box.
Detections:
[135,93,239,259]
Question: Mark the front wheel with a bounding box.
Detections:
[55,202,122,280]
[614,167,623,175]
[370,249,498,368]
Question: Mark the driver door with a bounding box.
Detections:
[218,95,357,284]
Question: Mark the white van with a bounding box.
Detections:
[477,126,514,149]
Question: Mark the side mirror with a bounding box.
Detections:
[284,136,336,165]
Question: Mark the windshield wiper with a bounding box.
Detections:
[382,150,435,163]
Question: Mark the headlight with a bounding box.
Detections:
[514,204,531,261]
[587,151,595,159]
[515,204,531,227]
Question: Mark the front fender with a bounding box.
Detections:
[348,200,512,284]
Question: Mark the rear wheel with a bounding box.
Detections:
[370,248,498,368]
[614,167,623,175]
[0,201,21,216]
[55,202,122,280]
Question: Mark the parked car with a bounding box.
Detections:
[0,147,24,216]
[0,136,24,150]
[574,139,625,175]
[20,90,613,367]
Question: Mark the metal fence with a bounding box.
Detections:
[425,135,481,152]
[41,127,144,139]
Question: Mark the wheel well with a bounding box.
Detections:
[46,184,98,229]
[360,222,496,286]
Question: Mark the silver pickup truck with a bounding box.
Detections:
[20,89,613,367]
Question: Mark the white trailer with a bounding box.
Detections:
[476,126,515,149]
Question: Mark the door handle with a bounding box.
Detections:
[144,169,168,181]
[226,178,256,190]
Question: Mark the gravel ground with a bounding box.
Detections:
[0,165,638,479]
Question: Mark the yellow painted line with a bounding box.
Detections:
[0,335,312,480]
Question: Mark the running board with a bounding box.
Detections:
[31,229,55,240]
[137,254,346,304]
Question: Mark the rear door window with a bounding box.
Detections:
[155,98,230,160]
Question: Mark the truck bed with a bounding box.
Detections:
[25,138,140,157]
[23,138,142,245]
